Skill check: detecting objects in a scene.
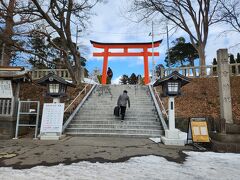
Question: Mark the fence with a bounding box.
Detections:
[31,69,71,80]
[14,100,40,139]
[0,98,14,116]
[162,63,240,78]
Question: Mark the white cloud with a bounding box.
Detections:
[112,75,122,84]
[79,0,240,70]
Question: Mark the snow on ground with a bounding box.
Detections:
[0,151,240,180]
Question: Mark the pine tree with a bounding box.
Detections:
[212,58,217,75]
[236,53,240,63]
[229,54,236,74]
[119,75,129,84]
[236,53,240,74]
[164,37,199,67]
[128,73,138,84]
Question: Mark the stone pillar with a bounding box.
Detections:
[160,66,165,79]
[53,98,60,103]
[217,49,233,124]
[80,66,85,81]
[168,96,175,131]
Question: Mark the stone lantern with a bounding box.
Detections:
[37,72,75,103]
[153,71,190,145]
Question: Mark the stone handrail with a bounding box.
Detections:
[162,63,240,78]
[31,69,71,80]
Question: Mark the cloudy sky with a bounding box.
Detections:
[78,0,240,83]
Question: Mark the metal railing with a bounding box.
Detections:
[31,69,71,80]
[62,84,97,132]
[153,87,168,119]
[0,98,14,116]
[64,84,91,114]
[14,100,40,139]
[148,85,168,131]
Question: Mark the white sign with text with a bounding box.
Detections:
[40,103,65,133]
[0,80,13,98]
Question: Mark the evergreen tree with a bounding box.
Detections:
[237,53,240,74]
[212,58,217,75]
[119,75,129,84]
[128,73,138,84]
[229,54,236,74]
[229,54,235,64]
[28,31,49,69]
[164,37,199,67]
[236,53,240,63]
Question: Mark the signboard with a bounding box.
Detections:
[40,103,65,133]
[0,80,13,98]
[187,118,210,143]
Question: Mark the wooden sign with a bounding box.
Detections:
[40,103,65,133]
[0,80,13,98]
[187,118,210,143]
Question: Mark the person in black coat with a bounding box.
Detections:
[117,90,130,120]
[107,67,113,84]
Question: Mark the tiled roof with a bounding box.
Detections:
[0,66,31,80]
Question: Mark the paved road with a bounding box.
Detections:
[0,136,194,169]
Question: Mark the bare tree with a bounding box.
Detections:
[0,0,101,85]
[29,0,102,85]
[217,0,240,33]
[131,0,220,75]
[0,0,40,65]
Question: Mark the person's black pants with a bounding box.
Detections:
[120,106,126,120]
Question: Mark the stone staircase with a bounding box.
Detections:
[65,85,164,137]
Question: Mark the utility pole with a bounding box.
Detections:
[76,25,79,51]
[151,21,155,82]
[166,25,170,66]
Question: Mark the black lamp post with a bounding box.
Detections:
[37,72,75,103]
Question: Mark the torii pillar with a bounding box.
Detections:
[90,40,162,85]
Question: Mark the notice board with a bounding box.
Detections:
[187,118,210,143]
[0,80,13,98]
[40,103,65,133]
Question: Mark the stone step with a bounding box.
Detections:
[70,120,161,125]
[68,124,162,130]
[85,100,153,104]
[65,128,163,136]
[65,84,164,138]
[77,111,158,116]
[74,116,159,121]
[83,105,154,108]
[76,116,158,120]
[80,108,156,112]
[89,100,152,103]
[91,93,151,97]
[82,105,155,109]
[65,132,161,138]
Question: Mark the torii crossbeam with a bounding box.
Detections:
[90,40,162,85]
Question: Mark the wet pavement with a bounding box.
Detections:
[0,136,194,169]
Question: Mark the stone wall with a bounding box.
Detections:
[0,81,82,139]
[159,76,240,125]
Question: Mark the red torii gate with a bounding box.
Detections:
[90,40,162,85]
